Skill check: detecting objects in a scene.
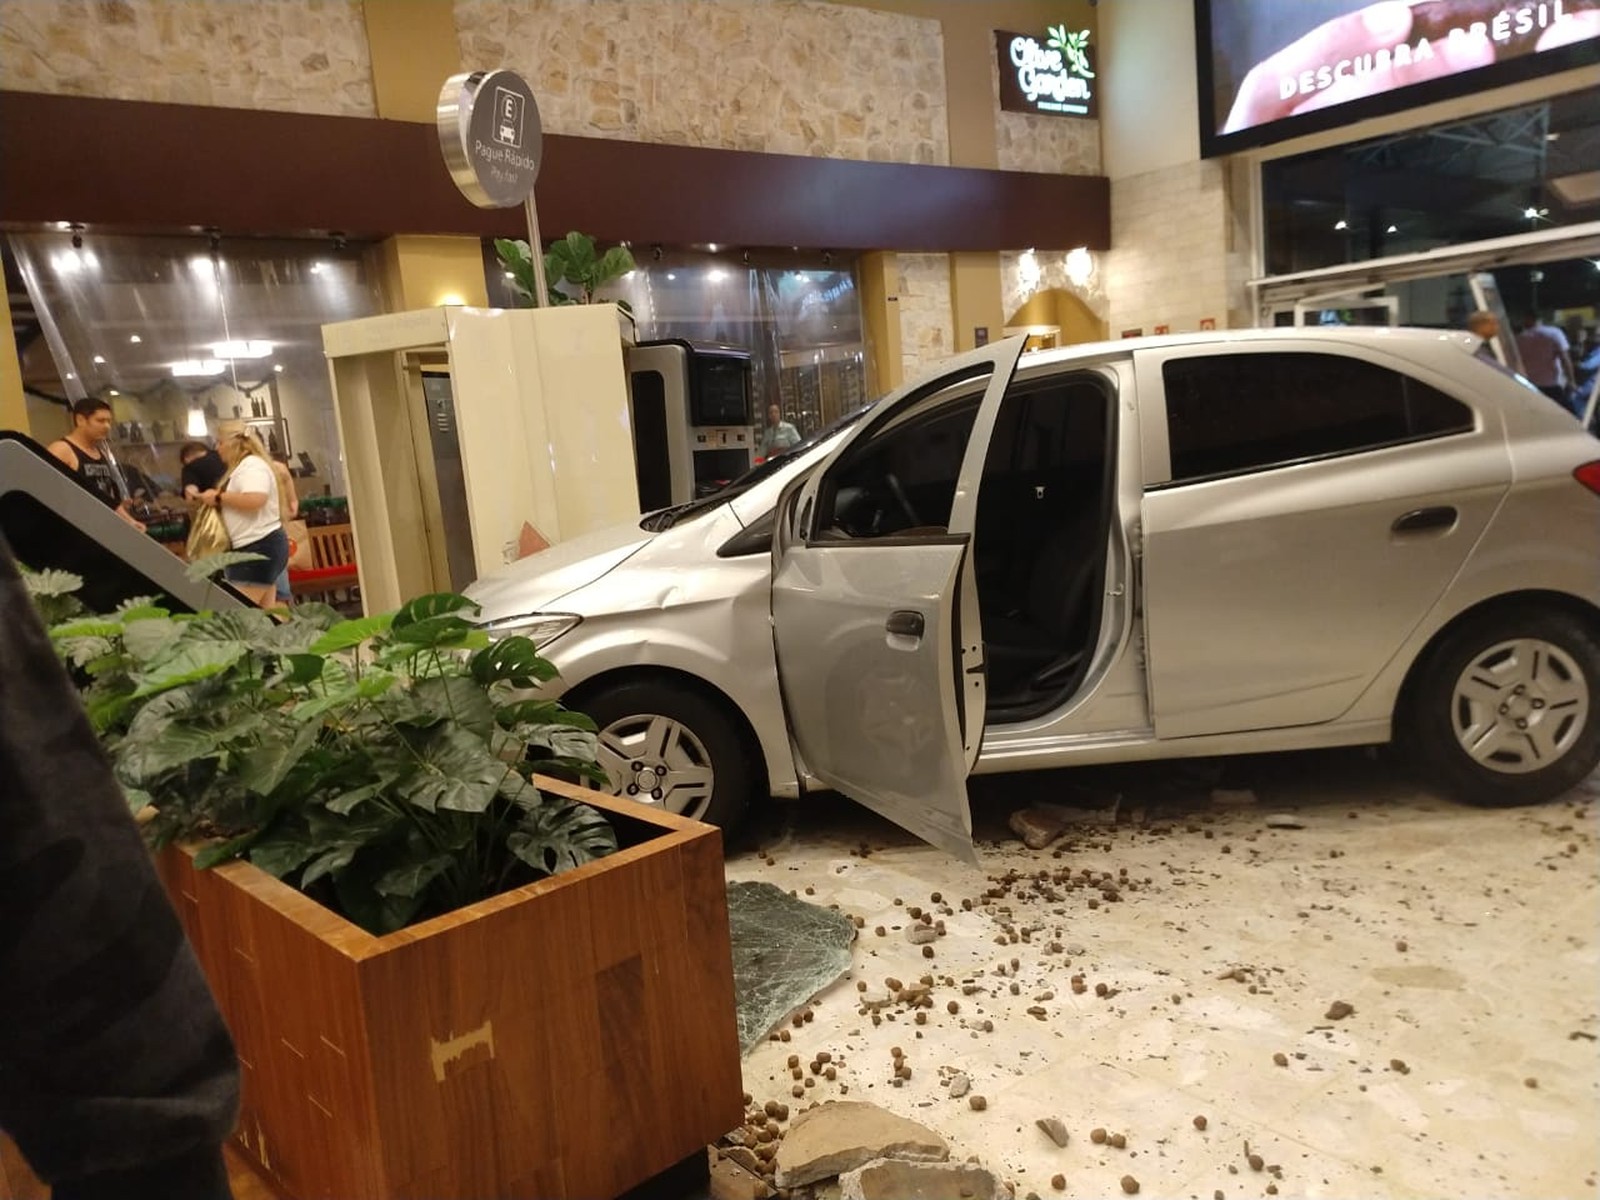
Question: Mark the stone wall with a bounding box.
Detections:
[454,0,949,164]
[990,56,1101,175]
[1103,159,1246,336]
[0,0,375,116]
[896,254,954,378]
[1000,249,1108,325]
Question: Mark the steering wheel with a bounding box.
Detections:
[883,473,922,529]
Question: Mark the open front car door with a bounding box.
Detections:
[769,338,1026,863]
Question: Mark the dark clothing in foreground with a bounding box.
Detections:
[0,534,239,1198]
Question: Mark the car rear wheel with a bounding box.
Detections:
[1405,608,1600,806]
[579,680,754,834]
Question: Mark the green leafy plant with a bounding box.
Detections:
[27,573,616,936]
[496,231,635,312]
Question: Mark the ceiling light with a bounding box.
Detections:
[707,268,727,282]
[1064,247,1094,287]
[310,261,327,274]
[92,354,105,364]
[108,388,119,396]
[54,220,74,231]
[210,339,273,359]
[129,334,142,344]
[503,270,515,280]
[707,243,720,253]
[274,363,285,372]
[1385,224,1399,233]
[666,272,677,281]
[65,372,75,380]
[437,292,466,306]
[1334,219,1348,230]
[170,359,226,378]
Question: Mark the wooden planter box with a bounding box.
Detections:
[157,779,742,1199]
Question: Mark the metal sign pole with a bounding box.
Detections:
[524,195,549,309]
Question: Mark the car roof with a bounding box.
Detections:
[1020,325,1479,370]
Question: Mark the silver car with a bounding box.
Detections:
[468,328,1600,860]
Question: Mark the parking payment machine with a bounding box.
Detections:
[625,340,755,508]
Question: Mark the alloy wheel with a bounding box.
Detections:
[594,713,717,819]
[1450,638,1590,775]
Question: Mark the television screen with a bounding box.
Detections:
[1197,0,1600,156]
[693,356,752,426]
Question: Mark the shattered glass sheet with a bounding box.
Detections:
[727,880,856,1055]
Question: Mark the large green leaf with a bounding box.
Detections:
[132,640,247,698]
[185,609,277,646]
[117,723,220,784]
[496,698,597,732]
[248,832,322,880]
[49,617,123,641]
[24,568,84,599]
[390,614,476,649]
[333,852,427,936]
[413,675,496,738]
[300,842,363,889]
[184,550,266,581]
[374,854,455,899]
[239,720,322,797]
[391,593,479,630]
[56,635,116,668]
[324,782,385,816]
[507,799,617,876]
[283,653,326,686]
[395,729,507,813]
[121,616,186,664]
[308,614,394,655]
[470,637,558,688]
[524,724,601,761]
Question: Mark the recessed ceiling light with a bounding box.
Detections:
[310,262,327,274]
[274,363,284,373]
[65,372,75,380]
[170,359,226,378]
[55,220,74,231]
[666,273,677,280]
[108,388,119,396]
[707,243,720,253]
[1334,219,1348,231]
[1385,224,1399,233]
[210,339,273,359]
[92,354,106,364]
[129,334,142,344]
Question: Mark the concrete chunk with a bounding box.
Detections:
[840,1157,998,1200]
[774,1101,949,1188]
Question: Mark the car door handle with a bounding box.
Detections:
[886,610,925,639]
[1391,506,1458,535]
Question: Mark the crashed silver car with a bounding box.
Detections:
[468,328,1600,860]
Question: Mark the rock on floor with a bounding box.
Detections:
[774,1101,949,1188]
[840,1157,999,1200]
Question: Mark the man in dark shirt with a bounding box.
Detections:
[179,441,228,498]
[47,399,145,532]
[0,533,239,1198]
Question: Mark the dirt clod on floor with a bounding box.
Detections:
[1090,1128,1107,1144]
[1193,1115,1208,1130]
[1273,1052,1289,1067]
[1050,1173,1066,1191]
[1325,1000,1356,1021]
[969,1095,988,1111]
[1121,1175,1140,1194]
[1035,1117,1069,1148]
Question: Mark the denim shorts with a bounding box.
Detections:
[225,527,290,586]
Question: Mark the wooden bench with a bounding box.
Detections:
[288,522,359,608]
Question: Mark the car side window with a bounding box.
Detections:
[1161,352,1474,484]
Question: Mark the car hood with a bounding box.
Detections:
[465,519,655,621]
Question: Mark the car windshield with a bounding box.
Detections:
[639,404,874,531]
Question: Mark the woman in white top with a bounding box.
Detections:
[198,431,285,608]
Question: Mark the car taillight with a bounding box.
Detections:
[1575,462,1600,495]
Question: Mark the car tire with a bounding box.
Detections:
[1404,607,1600,806]
[578,680,756,835]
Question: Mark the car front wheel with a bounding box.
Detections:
[1405,608,1600,805]
[578,680,755,834]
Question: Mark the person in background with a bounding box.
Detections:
[47,398,145,532]
[1465,311,1500,361]
[178,440,228,501]
[761,404,801,460]
[1515,312,1577,411]
[268,453,299,606]
[197,432,284,608]
[0,532,240,1200]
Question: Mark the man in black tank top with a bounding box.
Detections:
[48,398,146,532]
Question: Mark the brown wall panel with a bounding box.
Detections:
[0,91,1108,252]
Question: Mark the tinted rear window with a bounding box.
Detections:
[1162,352,1474,482]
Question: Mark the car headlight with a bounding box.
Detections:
[479,612,581,649]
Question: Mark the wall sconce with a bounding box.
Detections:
[1064,247,1094,288]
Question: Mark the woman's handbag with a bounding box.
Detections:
[185,500,230,561]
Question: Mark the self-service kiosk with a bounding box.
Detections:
[625,341,756,508]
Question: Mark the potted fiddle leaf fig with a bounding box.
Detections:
[496,230,635,311]
[30,571,743,1200]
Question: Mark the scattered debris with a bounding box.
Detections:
[1035,1117,1069,1148]
[1325,1001,1356,1021]
[1120,1175,1141,1194]
[1273,1052,1289,1067]
[1193,1115,1208,1131]
[1050,1173,1067,1191]
[948,1073,971,1099]
[969,1095,988,1112]
[1090,1128,1108,1145]
[1524,1077,1539,1089]
[1264,814,1305,829]
[1390,1059,1410,1075]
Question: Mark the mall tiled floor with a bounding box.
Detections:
[728,751,1599,1200]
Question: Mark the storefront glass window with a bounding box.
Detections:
[1263,91,1600,276]
[6,232,379,532]
[484,247,870,451]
